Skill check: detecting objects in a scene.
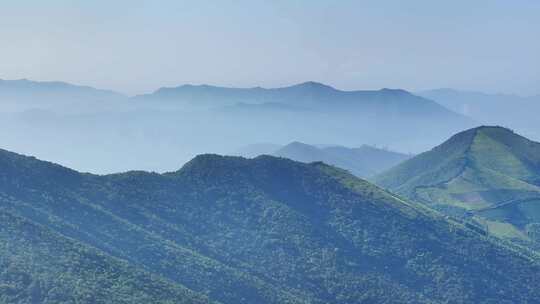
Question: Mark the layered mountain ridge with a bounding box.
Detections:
[1,147,540,303]
[0,79,473,173]
[137,81,464,116]
[270,142,411,178]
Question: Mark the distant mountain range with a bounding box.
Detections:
[375,126,540,249]
[418,88,540,141]
[0,79,474,173]
[0,78,123,99]
[2,148,540,303]
[138,81,470,116]
[0,78,126,113]
[418,88,539,118]
[234,142,411,178]
[135,82,476,152]
[232,143,283,158]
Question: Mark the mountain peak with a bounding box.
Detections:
[472,125,514,133]
[275,142,325,159]
[379,88,414,97]
[375,126,540,248]
[289,81,337,91]
[0,78,125,98]
[442,125,519,151]
[284,141,314,148]
[402,125,521,164]
[178,154,243,172]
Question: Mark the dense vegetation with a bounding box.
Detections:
[2,147,540,303]
[374,126,540,249]
[0,208,213,304]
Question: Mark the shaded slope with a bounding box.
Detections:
[1,149,540,303]
[0,150,307,304]
[0,208,214,304]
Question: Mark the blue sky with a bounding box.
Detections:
[1,0,538,95]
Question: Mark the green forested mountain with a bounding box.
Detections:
[1,148,540,303]
[0,209,214,304]
[375,126,540,248]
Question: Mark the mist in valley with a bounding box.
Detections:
[0,79,482,174]
[2,2,540,304]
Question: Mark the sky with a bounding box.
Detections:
[0,0,539,96]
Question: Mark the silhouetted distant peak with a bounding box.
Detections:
[149,83,266,99]
[0,78,124,97]
[286,141,312,147]
[180,84,227,90]
[278,142,322,154]
[419,88,524,99]
[379,88,413,96]
[290,81,336,91]
[156,84,223,92]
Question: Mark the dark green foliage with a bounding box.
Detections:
[2,149,540,303]
[0,209,214,304]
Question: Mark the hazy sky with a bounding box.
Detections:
[1,0,539,96]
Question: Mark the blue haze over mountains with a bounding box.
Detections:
[2,2,540,303]
[233,141,411,178]
[0,79,475,173]
[418,89,540,140]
